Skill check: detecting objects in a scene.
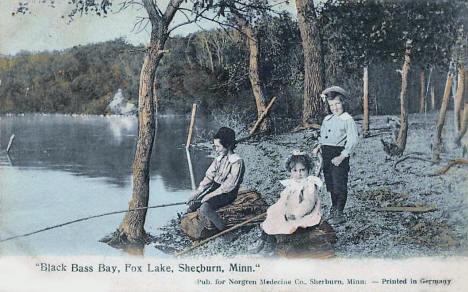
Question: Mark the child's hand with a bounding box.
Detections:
[185,190,200,204]
[331,154,346,166]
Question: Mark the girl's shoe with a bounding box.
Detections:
[248,239,265,254]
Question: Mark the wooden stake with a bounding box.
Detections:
[6,134,15,153]
[249,96,277,135]
[396,40,412,154]
[419,71,425,113]
[456,103,468,145]
[431,86,436,111]
[455,62,464,133]
[186,104,197,149]
[185,147,196,191]
[363,66,369,134]
[176,212,266,257]
[433,71,453,161]
[424,67,433,116]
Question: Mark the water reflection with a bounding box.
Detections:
[0,114,216,256]
[0,114,213,189]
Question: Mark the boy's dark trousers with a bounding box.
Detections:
[187,183,237,230]
[322,145,350,212]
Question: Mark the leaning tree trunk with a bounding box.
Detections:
[114,0,183,243]
[363,66,369,134]
[455,62,464,134]
[419,71,425,113]
[296,0,325,126]
[396,40,412,154]
[243,25,270,132]
[433,71,453,161]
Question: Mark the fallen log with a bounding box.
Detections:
[176,212,266,257]
[431,158,468,176]
[180,190,268,240]
[377,206,437,213]
[275,221,336,259]
[250,96,277,135]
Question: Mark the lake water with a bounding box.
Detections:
[0,114,214,257]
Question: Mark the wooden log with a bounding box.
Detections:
[377,206,437,213]
[363,66,369,134]
[433,71,453,161]
[275,221,336,259]
[176,212,266,257]
[185,104,197,149]
[249,96,277,135]
[6,134,15,153]
[180,190,268,240]
[432,158,468,176]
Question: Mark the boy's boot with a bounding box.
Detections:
[327,206,337,220]
[329,210,346,225]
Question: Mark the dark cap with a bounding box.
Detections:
[214,127,236,149]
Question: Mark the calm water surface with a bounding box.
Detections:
[0,114,214,257]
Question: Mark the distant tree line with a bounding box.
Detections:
[1,1,465,118]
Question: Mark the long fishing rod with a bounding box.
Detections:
[0,202,186,243]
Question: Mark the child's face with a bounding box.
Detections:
[328,98,344,116]
[291,162,308,181]
[213,139,228,156]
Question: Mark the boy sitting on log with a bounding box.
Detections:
[185,127,245,231]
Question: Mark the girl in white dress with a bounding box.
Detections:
[251,151,323,254]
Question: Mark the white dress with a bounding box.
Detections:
[261,176,323,235]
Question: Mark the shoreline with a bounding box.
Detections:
[152,111,468,258]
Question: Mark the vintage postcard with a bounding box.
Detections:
[1,0,467,291]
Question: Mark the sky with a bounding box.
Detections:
[0,0,297,56]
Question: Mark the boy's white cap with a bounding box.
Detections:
[321,86,348,98]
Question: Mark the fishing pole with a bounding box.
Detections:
[0,201,186,243]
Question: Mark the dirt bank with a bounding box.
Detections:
[151,112,468,258]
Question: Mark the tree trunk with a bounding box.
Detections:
[455,62,464,133]
[419,71,425,113]
[396,40,412,154]
[431,86,436,111]
[433,71,453,161]
[363,66,369,134]
[296,0,325,126]
[243,25,270,132]
[114,0,183,243]
[200,33,215,73]
[456,102,468,145]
